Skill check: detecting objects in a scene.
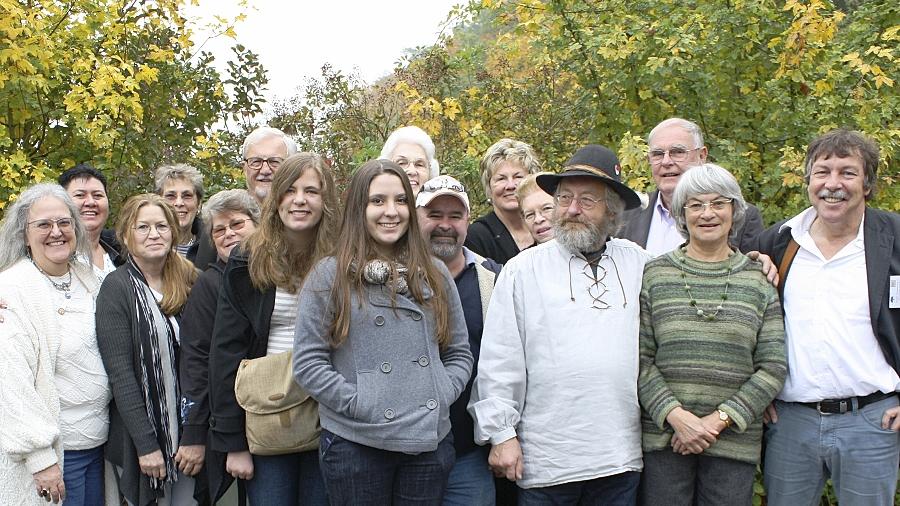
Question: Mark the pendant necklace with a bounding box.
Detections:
[678,256,731,321]
[32,259,73,299]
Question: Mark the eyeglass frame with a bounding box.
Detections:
[421,178,466,194]
[211,218,252,239]
[244,157,284,171]
[132,223,172,237]
[523,203,555,223]
[683,198,734,214]
[554,193,606,211]
[27,217,75,233]
[647,146,702,164]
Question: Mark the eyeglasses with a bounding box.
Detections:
[523,204,555,223]
[422,178,465,194]
[684,198,733,213]
[211,218,251,238]
[555,193,605,210]
[28,218,74,233]
[395,157,429,170]
[648,146,701,164]
[244,157,283,171]
[133,223,171,236]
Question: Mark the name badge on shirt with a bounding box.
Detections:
[891,276,900,309]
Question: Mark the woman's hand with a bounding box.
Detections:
[138,449,167,480]
[226,451,254,480]
[666,407,719,454]
[175,444,205,476]
[33,463,65,503]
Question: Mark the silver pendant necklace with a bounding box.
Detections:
[32,259,72,299]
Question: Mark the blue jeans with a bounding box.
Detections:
[443,446,495,506]
[319,429,455,505]
[245,450,327,506]
[62,446,104,506]
[518,471,640,506]
[764,396,900,506]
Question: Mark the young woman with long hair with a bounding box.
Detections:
[293,159,473,505]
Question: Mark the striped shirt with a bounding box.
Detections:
[267,286,300,356]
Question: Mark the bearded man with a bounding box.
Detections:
[469,145,650,505]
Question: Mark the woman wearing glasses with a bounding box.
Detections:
[155,164,217,269]
[95,194,200,506]
[515,172,556,246]
[637,164,786,505]
[178,189,259,503]
[379,125,441,195]
[0,184,111,505]
[293,159,472,504]
[208,153,339,506]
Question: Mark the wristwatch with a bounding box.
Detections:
[717,409,733,429]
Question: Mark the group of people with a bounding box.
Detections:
[0,117,897,506]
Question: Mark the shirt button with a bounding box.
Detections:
[380,362,392,373]
[426,399,438,410]
[375,315,385,326]
[417,355,429,367]
[411,313,423,321]
[384,408,395,419]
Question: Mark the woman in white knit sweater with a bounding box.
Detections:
[0,184,111,505]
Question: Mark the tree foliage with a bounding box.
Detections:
[0,0,267,213]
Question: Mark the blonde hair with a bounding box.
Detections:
[480,138,542,201]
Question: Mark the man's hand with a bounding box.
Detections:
[489,437,524,482]
[762,402,778,424]
[882,405,900,431]
[746,251,779,286]
[33,463,65,503]
[138,449,166,480]
[226,451,254,481]
[175,444,205,476]
[666,407,718,454]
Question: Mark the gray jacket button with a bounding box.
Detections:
[417,355,429,367]
[380,362,392,373]
[411,313,423,321]
[425,399,438,410]
[384,408,395,419]
[375,315,385,326]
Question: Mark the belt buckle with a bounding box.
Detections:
[817,399,849,415]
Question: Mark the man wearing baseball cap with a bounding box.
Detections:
[469,145,649,504]
[416,176,502,505]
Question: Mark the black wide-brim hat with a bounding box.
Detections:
[536,144,642,210]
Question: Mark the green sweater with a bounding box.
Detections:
[637,247,786,464]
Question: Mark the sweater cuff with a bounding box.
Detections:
[25,447,58,474]
[489,427,518,446]
[718,404,747,433]
[654,399,683,431]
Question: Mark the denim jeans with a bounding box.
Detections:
[443,446,495,506]
[517,471,640,506]
[245,450,327,506]
[638,450,755,506]
[319,429,455,505]
[764,396,900,506]
[63,446,104,506]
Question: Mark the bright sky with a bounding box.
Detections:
[186,0,461,109]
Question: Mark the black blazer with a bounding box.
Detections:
[756,206,900,374]
[207,247,276,453]
[464,211,530,265]
[99,228,126,267]
[619,190,764,254]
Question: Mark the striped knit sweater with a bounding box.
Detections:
[637,247,786,464]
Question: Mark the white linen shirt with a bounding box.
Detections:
[779,207,900,401]
[645,197,685,257]
[469,238,649,489]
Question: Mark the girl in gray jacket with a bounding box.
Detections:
[293,159,473,505]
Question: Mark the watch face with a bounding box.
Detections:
[719,410,728,421]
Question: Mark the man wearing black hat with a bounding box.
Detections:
[469,145,649,504]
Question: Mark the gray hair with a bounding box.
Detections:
[0,183,92,272]
[671,163,747,246]
[241,126,298,160]
[480,138,542,201]
[379,125,440,179]
[201,189,261,238]
[154,163,205,201]
[648,117,705,149]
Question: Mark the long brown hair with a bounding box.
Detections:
[330,159,451,349]
[116,194,198,315]
[246,152,340,292]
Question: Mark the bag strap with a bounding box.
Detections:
[777,238,800,288]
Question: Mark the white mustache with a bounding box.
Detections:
[818,189,847,200]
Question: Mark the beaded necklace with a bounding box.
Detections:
[32,258,72,299]
[678,254,731,321]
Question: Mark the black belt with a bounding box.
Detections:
[797,391,896,414]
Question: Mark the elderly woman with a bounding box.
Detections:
[209,153,339,506]
[465,138,542,264]
[155,164,217,269]
[515,172,556,245]
[96,194,200,506]
[178,189,259,503]
[379,125,441,194]
[58,163,125,278]
[0,184,110,505]
[637,164,786,506]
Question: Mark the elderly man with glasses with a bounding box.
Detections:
[619,118,763,256]
[241,126,298,203]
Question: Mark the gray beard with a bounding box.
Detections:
[430,241,461,260]
[553,220,607,253]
